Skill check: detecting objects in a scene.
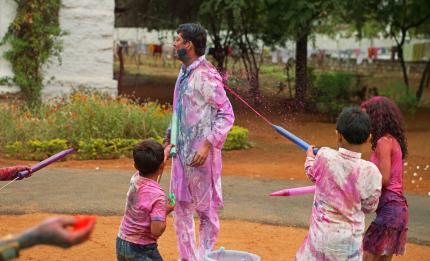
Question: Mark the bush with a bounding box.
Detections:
[4,139,69,160]
[3,126,250,160]
[0,92,250,160]
[77,138,139,160]
[310,72,358,116]
[223,126,251,150]
[379,82,418,114]
[0,91,171,146]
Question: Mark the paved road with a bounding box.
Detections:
[1,168,429,245]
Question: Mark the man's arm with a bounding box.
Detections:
[0,166,32,181]
[0,216,95,260]
[189,71,234,167]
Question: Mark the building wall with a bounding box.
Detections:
[0,0,117,99]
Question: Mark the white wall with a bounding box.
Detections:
[0,0,117,99]
[0,0,20,93]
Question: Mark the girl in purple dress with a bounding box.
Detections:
[362,96,408,261]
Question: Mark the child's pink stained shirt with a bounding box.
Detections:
[118,172,166,245]
[296,147,382,261]
[370,135,404,195]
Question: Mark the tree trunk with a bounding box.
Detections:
[285,61,293,98]
[248,66,260,104]
[397,44,410,88]
[241,54,260,104]
[213,43,226,72]
[236,40,261,105]
[117,45,124,96]
[416,58,430,102]
[295,33,308,109]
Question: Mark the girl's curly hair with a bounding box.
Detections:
[361,96,408,159]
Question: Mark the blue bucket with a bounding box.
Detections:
[204,247,261,261]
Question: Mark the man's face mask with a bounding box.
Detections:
[177,48,187,60]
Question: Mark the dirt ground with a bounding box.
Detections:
[0,214,429,261]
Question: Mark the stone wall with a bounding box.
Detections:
[0,0,117,99]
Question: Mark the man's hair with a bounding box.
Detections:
[176,23,207,56]
[336,106,371,145]
[133,139,164,176]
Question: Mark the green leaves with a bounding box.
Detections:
[310,72,358,116]
[0,93,250,159]
[223,126,252,150]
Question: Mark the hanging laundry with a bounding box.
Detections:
[403,44,414,62]
[355,48,366,65]
[270,47,278,64]
[413,43,426,61]
[368,47,378,62]
[391,46,398,61]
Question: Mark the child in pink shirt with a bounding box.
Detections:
[117,139,174,261]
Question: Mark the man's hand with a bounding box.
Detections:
[166,203,175,215]
[306,145,316,158]
[12,165,32,179]
[163,144,173,163]
[20,216,96,249]
[189,140,212,167]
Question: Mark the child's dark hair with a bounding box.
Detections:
[133,139,164,176]
[176,23,207,56]
[361,96,408,158]
[336,106,371,145]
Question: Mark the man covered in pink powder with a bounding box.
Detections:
[164,23,234,260]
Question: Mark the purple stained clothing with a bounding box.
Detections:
[173,200,219,260]
[370,135,404,195]
[169,55,234,260]
[118,172,166,246]
[363,135,408,256]
[296,147,382,261]
[170,55,234,209]
[363,190,408,255]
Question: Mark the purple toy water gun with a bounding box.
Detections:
[17,148,75,178]
[0,148,75,192]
